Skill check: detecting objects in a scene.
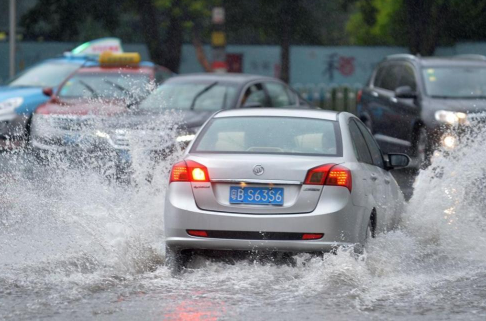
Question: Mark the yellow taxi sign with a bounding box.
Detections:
[99,51,141,66]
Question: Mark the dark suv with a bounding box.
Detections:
[358,54,486,166]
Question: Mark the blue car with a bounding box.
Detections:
[0,38,130,149]
[0,56,87,148]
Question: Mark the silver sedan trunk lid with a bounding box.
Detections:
[187,154,344,214]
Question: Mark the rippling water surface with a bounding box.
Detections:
[2,123,486,320]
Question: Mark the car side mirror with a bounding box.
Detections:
[386,153,411,169]
[42,87,53,97]
[395,86,416,99]
[243,102,263,108]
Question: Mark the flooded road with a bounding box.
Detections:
[1,139,486,320]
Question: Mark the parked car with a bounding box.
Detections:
[30,51,172,158]
[0,38,172,151]
[357,54,486,167]
[0,56,85,149]
[164,108,409,272]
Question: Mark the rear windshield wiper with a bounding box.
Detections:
[190,81,218,110]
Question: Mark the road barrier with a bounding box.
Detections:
[293,83,361,115]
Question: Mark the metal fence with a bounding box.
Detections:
[293,84,362,115]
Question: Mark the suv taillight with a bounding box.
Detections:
[170,160,210,183]
[304,164,352,192]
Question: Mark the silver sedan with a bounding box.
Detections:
[164,108,409,271]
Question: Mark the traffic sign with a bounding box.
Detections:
[212,7,225,24]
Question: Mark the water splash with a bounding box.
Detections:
[3,115,486,319]
[406,123,486,260]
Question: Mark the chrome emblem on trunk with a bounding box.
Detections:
[253,165,264,176]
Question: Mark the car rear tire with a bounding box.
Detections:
[366,219,373,240]
[363,213,376,246]
[165,245,192,275]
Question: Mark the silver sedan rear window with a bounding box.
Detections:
[192,116,342,156]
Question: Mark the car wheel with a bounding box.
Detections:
[165,245,191,275]
[366,219,373,240]
[414,127,429,169]
[355,216,375,256]
[364,214,375,244]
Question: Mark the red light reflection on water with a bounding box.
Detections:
[163,297,227,321]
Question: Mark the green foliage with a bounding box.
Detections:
[20,0,122,41]
[347,0,486,53]
[154,0,215,25]
[149,0,219,43]
[346,0,406,45]
[446,0,486,42]
[20,0,351,46]
[224,0,346,45]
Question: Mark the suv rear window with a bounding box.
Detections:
[192,116,342,156]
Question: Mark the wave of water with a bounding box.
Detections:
[2,121,486,320]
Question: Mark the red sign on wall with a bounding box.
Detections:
[226,54,243,73]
